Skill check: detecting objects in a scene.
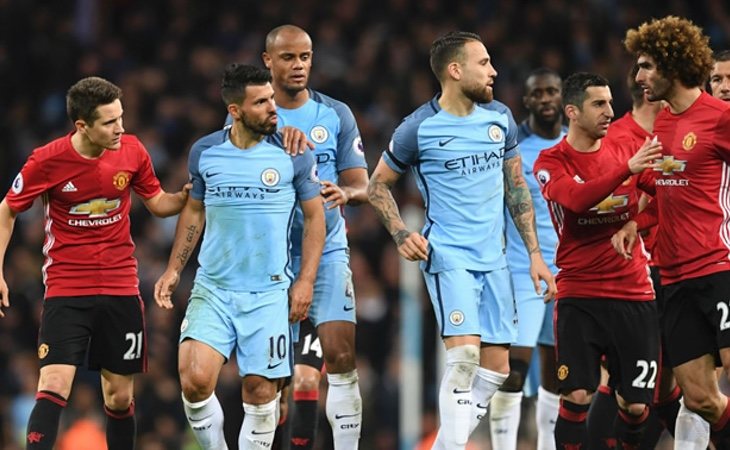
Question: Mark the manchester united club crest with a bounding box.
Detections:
[682,132,697,151]
[557,364,569,380]
[112,171,131,190]
[38,343,49,359]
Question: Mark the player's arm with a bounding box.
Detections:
[153,196,205,309]
[289,195,325,323]
[142,183,193,218]
[367,158,428,261]
[0,200,18,317]
[504,155,557,300]
[321,168,369,209]
[611,200,658,260]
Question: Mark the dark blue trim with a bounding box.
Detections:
[385,148,408,171]
[435,273,446,338]
[415,162,435,272]
[285,203,297,284]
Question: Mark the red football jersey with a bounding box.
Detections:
[651,92,730,284]
[607,112,658,263]
[5,133,161,298]
[534,137,654,301]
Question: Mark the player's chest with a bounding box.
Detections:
[200,152,294,198]
[49,159,135,206]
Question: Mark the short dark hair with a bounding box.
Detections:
[562,72,609,110]
[66,77,122,123]
[627,64,645,106]
[525,67,561,90]
[429,31,482,81]
[221,64,272,105]
[715,50,730,63]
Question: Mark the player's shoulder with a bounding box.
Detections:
[699,91,730,113]
[396,98,440,134]
[30,134,74,161]
[191,128,229,153]
[309,89,350,112]
[535,138,567,162]
[476,99,513,116]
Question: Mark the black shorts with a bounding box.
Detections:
[650,266,671,368]
[555,297,660,404]
[38,295,147,374]
[661,271,730,368]
[293,318,324,371]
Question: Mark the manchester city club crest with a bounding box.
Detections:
[261,168,281,187]
[488,125,504,142]
[449,310,465,326]
[310,125,329,144]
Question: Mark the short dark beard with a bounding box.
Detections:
[242,113,276,136]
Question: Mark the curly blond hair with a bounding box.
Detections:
[624,16,713,88]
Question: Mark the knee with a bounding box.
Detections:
[294,367,321,392]
[622,402,648,418]
[682,393,718,416]
[104,390,133,411]
[179,366,216,402]
[324,349,355,373]
[562,389,592,406]
[243,377,277,405]
[499,358,529,392]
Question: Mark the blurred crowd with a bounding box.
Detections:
[1,0,729,449]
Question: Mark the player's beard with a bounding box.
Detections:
[242,112,277,136]
[463,82,493,104]
[645,76,672,102]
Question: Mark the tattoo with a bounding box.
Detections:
[175,225,199,266]
[393,229,410,246]
[503,156,541,254]
[367,175,406,236]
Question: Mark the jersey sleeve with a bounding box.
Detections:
[634,198,658,230]
[333,103,368,172]
[382,119,419,174]
[715,109,730,163]
[503,107,520,160]
[292,150,321,201]
[4,152,49,213]
[130,138,162,199]
[636,166,657,196]
[188,140,206,201]
[533,151,633,213]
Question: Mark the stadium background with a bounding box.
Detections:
[0,0,729,449]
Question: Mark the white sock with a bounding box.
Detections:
[274,391,281,425]
[433,345,480,449]
[239,398,277,450]
[469,367,509,435]
[489,390,522,450]
[674,397,710,450]
[536,386,559,450]
[182,393,228,450]
[326,370,362,450]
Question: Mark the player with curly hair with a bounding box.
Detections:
[615,15,730,448]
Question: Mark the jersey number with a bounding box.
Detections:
[632,360,657,389]
[269,335,287,359]
[123,332,143,360]
[717,301,730,331]
[301,333,323,358]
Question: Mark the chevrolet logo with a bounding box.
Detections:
[591,195,628,214]
[69,198,121,218]
[654,155,686,175]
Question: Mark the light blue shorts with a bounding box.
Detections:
[180,282,292,379]
[293,260,356,327]
[423,267,517,344]
[512,272,555,347]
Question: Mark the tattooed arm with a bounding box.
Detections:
[153,196,205,309]
[503,155,557,300]
[367,158,429,261]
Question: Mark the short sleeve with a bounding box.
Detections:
[292,150,321,201]
[4,153,49,213]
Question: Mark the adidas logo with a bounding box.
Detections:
[62,181,77,192]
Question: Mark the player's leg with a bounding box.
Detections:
[489,277,541,449]
[178,284,233,450]
[610,300,660,449]
[27,297,92,450]
[425,269,485,449]
[536,343,560,450]
[587,363,617,449]
[290,319,324,450]
[91,295,148,450]
[309,262,361,450]
[553,298,605,449]
[235,289,292,450]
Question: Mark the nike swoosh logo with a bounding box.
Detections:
[439,137,456,146]
[267,361,284,369]
[343,305,355,311]
[334,413,361,419]
[251,429,275,435]
[476,403,488,409]
[205,171,221,177]
[452,388,471,394]
[187,413,214,422]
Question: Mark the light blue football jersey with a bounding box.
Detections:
[188,128,320,291]
[278,90,367,264]
[504,122,565,275]
[383,96,520,273]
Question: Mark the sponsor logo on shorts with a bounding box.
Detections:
[267,360,284,370]
[38,343,49,359]
[449,310,464,326]
[557,364,569,381]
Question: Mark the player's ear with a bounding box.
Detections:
[262,52,272,70]
[227,104,241,120]
[74,119,88,134]
[564,104,578,120]
[446,61,461,81]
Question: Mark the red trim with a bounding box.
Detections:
[293,389,319,401]
[712,398,730,432]
[597,385,613,396]
[138,295,148,373]
[105,399,135,419]
[618,406,649,425]
[36,391,67,407]
[655,385,681,406]
[559,400,588,423]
